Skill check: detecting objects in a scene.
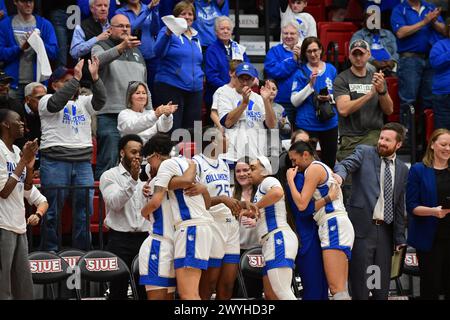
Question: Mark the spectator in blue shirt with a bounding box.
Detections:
[391,0,446,127]
[153,1,203,131]
[290,37,338,169]
[351,11,399,76]
[264,20,302,130]
[116,0,160,95]
[429,24,450,130]
[0,0,58,101]
[204,16,248,124]
[70,0,111,89]
[192,0,228,50]
[77,0,118,20]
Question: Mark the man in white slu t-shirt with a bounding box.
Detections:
[212,62,277,162]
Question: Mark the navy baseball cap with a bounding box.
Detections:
[235,62,258,79]
[49,66,74,83]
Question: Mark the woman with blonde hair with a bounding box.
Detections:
[406,128,450,299]
[117,81,177,144]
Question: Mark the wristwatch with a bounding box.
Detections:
[378,89,388,96]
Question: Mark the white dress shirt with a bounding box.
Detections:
[100,163,151,232]
[373,153,396,221]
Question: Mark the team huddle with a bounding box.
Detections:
[134,128,355,300]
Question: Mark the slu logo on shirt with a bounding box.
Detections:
[62,104,86,134]
[239,100,262,128]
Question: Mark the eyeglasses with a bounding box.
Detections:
[111,24,131,29]
[306,48,321,55]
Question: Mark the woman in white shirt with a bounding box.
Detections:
[117,81,178,145]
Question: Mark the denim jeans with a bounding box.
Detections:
[95,114,121,180]
[40,156,94,251]
[397,56,434,126]
[48,9,70,67]
[432,94,450,130]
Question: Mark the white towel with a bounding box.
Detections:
[161,15,188,37]
[27,30,52,82]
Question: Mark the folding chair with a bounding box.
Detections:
[131,254,147,300]
[57,249,86,299]
[75,250,138,300]
[402,246,420,298]
[28,251,71,300]
[237,247,265,299]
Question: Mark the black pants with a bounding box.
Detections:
[305,127,339,169]
[416,237,450,300]
[153,82,203,132]
[106,230,147,300]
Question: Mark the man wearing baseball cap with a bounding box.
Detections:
[212,61,277,161]
[333,39,394,204]
[38,57,106,252]
[334,39,393,162]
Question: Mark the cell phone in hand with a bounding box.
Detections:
[319,87,328,96]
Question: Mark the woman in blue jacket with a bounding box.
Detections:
[290,37,338,169]
[406,128,450,299]
[116,0,161,94]
[204,16,248,121]
[153,0,203,131]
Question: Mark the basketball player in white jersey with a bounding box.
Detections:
[249,156,299,300]
[141,133,213,300]
[139,136,199,300]
[286,141,355,300]
[138,175,176,300]
[192,127,242,300]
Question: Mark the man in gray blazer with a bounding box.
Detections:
[334,122,408,300]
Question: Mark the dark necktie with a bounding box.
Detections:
[383,158,394,224]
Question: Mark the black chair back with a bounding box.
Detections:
[76,250,137,300]
[237,247,265,299]
[29,251,71,284]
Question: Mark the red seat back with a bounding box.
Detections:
[303,3,326,23]
[386,77,400,123]
[318,22,358,63]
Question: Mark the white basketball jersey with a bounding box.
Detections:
[306,161,347,225]
[253,177,291,240]
[146,178,175,240]
[192,154,233,220]
[154,156,213,225]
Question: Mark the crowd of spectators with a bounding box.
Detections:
[0,0,449,300]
